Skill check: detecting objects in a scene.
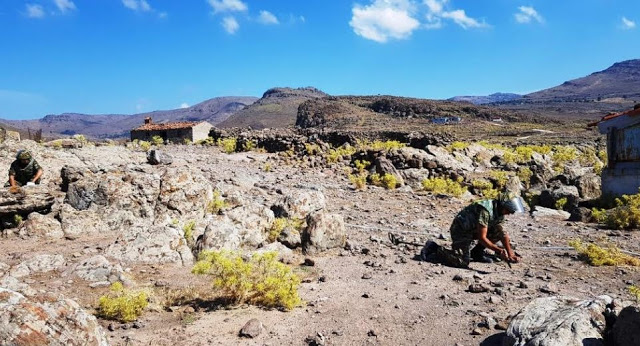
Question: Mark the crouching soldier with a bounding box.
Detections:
[5,150,43,188]
[422,193,525,268]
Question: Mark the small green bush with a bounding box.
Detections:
[207,190,229,214]
[192,250,302,310]
[263,163,272,172]
[349,173,367,190]
[555,197,568,210]
[447,141,469,153]
[217,138,237,154]
[151,135,164,146]
[356,139,405,152]
[267,218,304,242]
[241,140,256,152]
[97,282,149,322]
[517,167,533,189]
[326,146,357,164]
[489,171,509,189]
[196,137,216,146]
[304,143,321,156]
[354,160,371,174]
[73,134,88,145]
[569,239,640,266]
[592,190,640,229]
[629,285,640,302]
[139,141,151,151]
[183,221,196,247]
[472,179,499,199]
[183,138,192,145]
[421,177,467,197]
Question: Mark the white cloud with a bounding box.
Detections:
[423,0,486,30]
[54,0,76,13]
[222,16,239,34]
[622,17,636,30]
[180,103,189,109]
[350,0,421,43]
[158,11,168,19]
[208,0,247,13]
[122,0,152,12]
[515,6,543,24]
[441,9,486,29]
[258,10,279,25]
[25,4,45,18]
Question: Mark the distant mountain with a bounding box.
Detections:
[449,93,522,105]
[525,59,640,101]
[0,96,258,139]
[218,87,328,129]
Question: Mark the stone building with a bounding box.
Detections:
[130,117,213,143]
[595,105,640,196]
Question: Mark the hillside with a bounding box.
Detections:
[0,96,257,139]
[449,93,522,105]
[218,87,327,129]
[525,59,640,101]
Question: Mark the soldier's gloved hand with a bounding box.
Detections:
[508,253,521,263]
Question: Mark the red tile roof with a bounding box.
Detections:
[132,121,201,131]
[588,107,640,127]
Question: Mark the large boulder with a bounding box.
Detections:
[0,288,109,345]
[271,190,326,219]
[0,187,55,217]
[532,206,571,221]
[503,295,611,346]
[21,212,64,239]
[147,149,173,165]
[426,145,474,172]
[374,156,405,186]
[104,225,193,266]
[539,185,580,210]
[9,254,65,278]
[70,255,125,283]
[576,173,602,200]
[612,306,640,346]
[302,211,346,255]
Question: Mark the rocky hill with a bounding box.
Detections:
[525,59,640,101]
[0,96,257,139]
[449,93,523,105]
[218,87,327,129]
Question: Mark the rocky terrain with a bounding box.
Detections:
[0,130,638,345]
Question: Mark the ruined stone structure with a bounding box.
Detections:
[130,117,213,143]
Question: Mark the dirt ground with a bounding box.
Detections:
[1,145,638,346]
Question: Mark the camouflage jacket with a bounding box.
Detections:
[9,159,42,185]
[451,199,504,233]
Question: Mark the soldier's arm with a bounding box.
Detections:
[32,168,43,183]
[477,225,507,259]
[501,233,519,262]
[8,175,16,187]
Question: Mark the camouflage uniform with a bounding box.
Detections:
[435,199,506,268]
[5,152,42,187]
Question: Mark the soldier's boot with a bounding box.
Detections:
[436,247,470,269]
[471,244,494,263]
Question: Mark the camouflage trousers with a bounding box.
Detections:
[432,222,505,268]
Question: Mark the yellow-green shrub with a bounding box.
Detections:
[192,250,302,310]
[592,190,640,229]
[151,135,164,146]
[489,171,509,188]
[263,163,272,172]
[183,221,196,246]
[517,167,533,188]
[207,190,229,214]
[447,141,469,153]
[304,143,321,156]
[369,173,397,189]
[196,137,216,146]
[354,160,371,174]
[97,282,149,322]
[552,145,578,171]
[217,138,237,154]
[139,141,151,151]
[356,139,405,152]
[241,140,256,152]
[326,146,357,164]
[629,285,640,302]
[569,239,640,266]
[349,174,367,190]
[267,218,304,242]
[73,134,88,145]
[472,179,499,199]
[183,138,192,145]
[421,177,467,197]
[555,197,568,210]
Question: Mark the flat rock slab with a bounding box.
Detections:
[0,187,55,217]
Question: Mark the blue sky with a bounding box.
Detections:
[1,0,639,119]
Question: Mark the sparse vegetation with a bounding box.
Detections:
[139,141,151,152]
[217,138,237,154]
[591,190,640,229]
[517,167,533,189]
[207,190,229,214]
[52,139,63,150]
[13,214,23,227]
[326,145,357,164]
[354,160,371,174]
[97,282,149,322]
[304,143,321,156]
[196,137,216,146]
[183,138,192,145]
[192,250,302,310]
[183,221,196,247]
[151,135,164,146]
[447,141,469,153]
[241,140,256,152]
[421,177,467,197]
[489,170,509,188]
[349,174,368,190]
[472,179,499,199]
[555,197,568,210]
[629,285,640,302]
[356,139,405,152]
[569,239,640,266]
[73,134,88,145]
[263,163,272,172]
[267,218,305,242]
